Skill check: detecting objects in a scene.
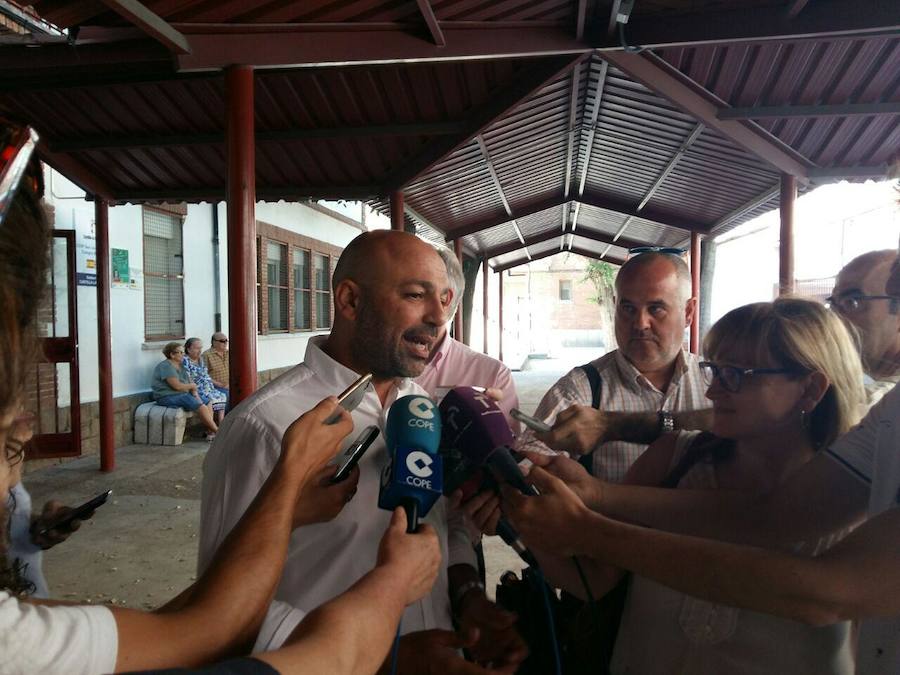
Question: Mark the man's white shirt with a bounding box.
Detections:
[827,384,900,675]
[198,336,475,649]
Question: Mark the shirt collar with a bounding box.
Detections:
[614,348,688,395]
[425,332,453,368]
[303,334,414,400]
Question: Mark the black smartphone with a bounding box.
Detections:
[331,426,379,483]
[510,408,552,434]
[324,373,373,425]
[37,489,112,536]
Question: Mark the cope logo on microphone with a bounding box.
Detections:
[407,397,436,432]
[405,450,434,489]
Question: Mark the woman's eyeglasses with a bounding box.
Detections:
[699,361,797,393]
[0,124,43,228]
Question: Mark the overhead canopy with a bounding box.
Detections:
[3,0,897,269]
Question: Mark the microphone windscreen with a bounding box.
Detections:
[385,395,441,455]
[438,387,514,466]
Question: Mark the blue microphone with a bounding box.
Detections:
[378,395,444,532]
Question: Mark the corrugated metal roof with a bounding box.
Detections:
[10,1,897,274]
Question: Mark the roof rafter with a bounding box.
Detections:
[414,0,446,47]
[111,184,379,203]
[384,53,588,191]
[601,51,812,181]
[177,26,590,71]
[494,244,625,272]
[445,189,708,242]
[49,121,466,152]
[96,0,191,54]
[595,0,900,49]
[476,134,530,260]
[718,102,900,120]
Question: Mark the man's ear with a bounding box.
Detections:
[684,296,698,327]
[334,279,363,321]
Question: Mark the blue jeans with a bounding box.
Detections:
[155,393,202,412]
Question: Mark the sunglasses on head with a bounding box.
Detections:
[0,124,44,228]
[628,246,685,256]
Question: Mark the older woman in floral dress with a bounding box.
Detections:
[183,337,228,424]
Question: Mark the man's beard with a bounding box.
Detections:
[351,302,431,379]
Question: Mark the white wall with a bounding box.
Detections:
[44,168,364,403]
[710,180,900,323]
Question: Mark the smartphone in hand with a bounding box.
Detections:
[325,373,373,424]
[331,426,379,483]
[36,489,112,536]
[510,408,552,434]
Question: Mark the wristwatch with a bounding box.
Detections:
[657,410,675,435]
[452,580,485,615]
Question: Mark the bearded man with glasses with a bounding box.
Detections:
[828,249,900,405]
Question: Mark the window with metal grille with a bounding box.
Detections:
[293,248,311,330]
[314,253,331,329]
[267,241,289,331]
[143,208,184,340]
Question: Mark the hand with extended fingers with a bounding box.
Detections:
[501,465,593,559]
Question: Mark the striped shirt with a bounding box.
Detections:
[202,348,229,387]
[516,349,708,483]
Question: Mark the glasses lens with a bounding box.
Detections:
[720,366,741,392]
[700,363,715,386]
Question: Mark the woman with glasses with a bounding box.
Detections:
[151,342,219,439]
[523,298,865,675]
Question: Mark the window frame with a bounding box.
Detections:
[142,206,186,341]
[255,221,342,336]
[558,278,573,303]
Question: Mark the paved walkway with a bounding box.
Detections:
[24,364,568,608]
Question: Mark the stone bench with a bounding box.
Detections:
[134,402,195,446]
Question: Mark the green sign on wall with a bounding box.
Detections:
[111,248,129,286]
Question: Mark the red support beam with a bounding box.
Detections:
[482,257,489,354]
[415,0,446,46]
[390,191,405,231]
[779,174,797,296]
[498,270,504,363]
[690,231,701,354]
[95,199,115,471]
[453,239,464,342]
[226,65,258,406]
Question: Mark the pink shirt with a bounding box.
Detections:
[416,335,521,434]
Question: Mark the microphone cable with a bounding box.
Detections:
[572,555,597,604]
[532,565,563,675]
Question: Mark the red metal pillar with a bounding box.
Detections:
[453,239,464,342]
[498,270,504,363]
[390,191,404,231]
[226,65,258,406]
[779,174,797,296]
[95,198,115,471]
[482,257,489,354]
[689,231,701,354]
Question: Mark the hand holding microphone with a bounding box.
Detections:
[376,507,441,606]
[378,395,444,533]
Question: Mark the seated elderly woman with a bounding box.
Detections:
[520,297,865,675]
[151,342,218,439]
[183,337,227,424]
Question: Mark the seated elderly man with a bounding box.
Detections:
[199,231,526,673]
